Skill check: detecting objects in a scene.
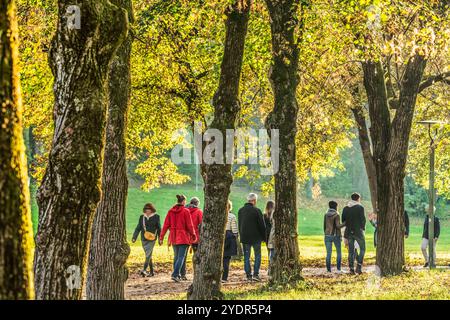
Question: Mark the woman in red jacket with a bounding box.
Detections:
[159,194,197,282]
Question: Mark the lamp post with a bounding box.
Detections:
[417,120,443,269]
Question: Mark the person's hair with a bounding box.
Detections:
[329,201,338,210]
[247,193,258,202]
[143,203,156,213]
[265,200,275,217]
[227,200,233,213]
[351,193,361,201]
[176,194,186,204]
[190,197,200,206]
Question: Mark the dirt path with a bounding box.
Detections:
[125,265,449,300]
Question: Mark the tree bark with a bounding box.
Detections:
[362,55,426,276]
[265,0,302,284]
[0,0,34,300]
[86,0,133,300]
[188,0,251,300]
[351,106,378,212]
[33,0,128,300]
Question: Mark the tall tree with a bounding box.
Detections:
[363,56,426,275]
[33,0,128,299]
[264,0,303,284]
[86,0,133,300]
[336,0,449,276]
[188,0,252,300]
[351,103,378,212]
[0,0,34,300]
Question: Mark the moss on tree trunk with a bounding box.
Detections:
[33,0,128,300]
[86,0,133,300]
[264,0,302,285]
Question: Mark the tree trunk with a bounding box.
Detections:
[363,55,426,276]
[188,0,251,300]
[351,106,378,212]
[265,0,302,284]
[86,0,133,300]
[0,0,34,300]
[33,1,128,300]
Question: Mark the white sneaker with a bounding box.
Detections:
[335,270,345,274]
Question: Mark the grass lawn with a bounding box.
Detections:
[31,184,450,266]
[222,269,450,300]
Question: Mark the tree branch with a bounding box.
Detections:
[418,71,450,93]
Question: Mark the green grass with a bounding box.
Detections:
[31,184,450,262]
[223,269,450,300]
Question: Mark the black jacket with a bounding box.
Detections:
[132,214,161,242]
[422,215,440,239]
[342,203,366,238]
[238,203,266,244]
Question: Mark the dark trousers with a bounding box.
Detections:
[223,256,231,281]
[181,244,198,277]
[348,234,365,270]
[172,244,189,278]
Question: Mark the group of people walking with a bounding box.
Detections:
[132,191,443,283]
[324,193,442,274]
[132,193,275,283]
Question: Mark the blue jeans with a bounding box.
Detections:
[324,235,342,271]
[172,244,189,278]
[243,243,261,277]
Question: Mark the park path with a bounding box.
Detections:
[124,265,448,300]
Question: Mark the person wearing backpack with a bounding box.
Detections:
[324,201,344,273]
[159,195,197,282]
[132,203,161,277]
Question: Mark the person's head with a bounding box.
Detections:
[247,193,258,205]
[143,203,156,215]
[265,200,275,217]
[227,200,233,213]
[190,197,200,207]
[351,193,361,202]
[176,194,187,206]
[329,201,338,210]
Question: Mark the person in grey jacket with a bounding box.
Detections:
[323,201,344,273]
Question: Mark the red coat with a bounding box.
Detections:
[160,205,197,245]
[188,206,203,244]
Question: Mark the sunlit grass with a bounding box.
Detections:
[223,269,450,300]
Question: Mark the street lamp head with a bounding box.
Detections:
[417,120,445,126]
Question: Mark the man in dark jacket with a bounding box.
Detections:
[421,209,440,267]
[342,193,366,275]
[238,193,266,281]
